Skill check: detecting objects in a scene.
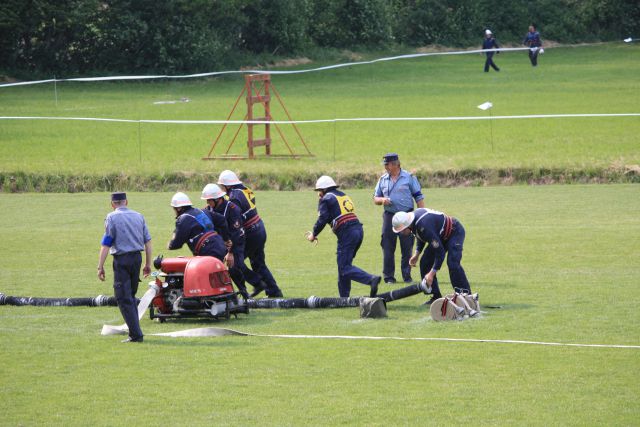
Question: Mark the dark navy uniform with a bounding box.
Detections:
[410,208,471,298]
[483,36,500,72]
[205,199,249,296]
[227,184,283,297]
[168,207,228,261]
[523,29,542,66]
[313,189,379,297]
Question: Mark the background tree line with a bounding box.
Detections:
[1,0,638,78]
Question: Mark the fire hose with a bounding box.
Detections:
[0,293,118,307]
[0,281,430,309]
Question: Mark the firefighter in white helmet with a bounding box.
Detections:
[167,192,240,295]
[200,183,250,298]
[306,175,381,297]
[392,207,472,306]
[217,171,283,298]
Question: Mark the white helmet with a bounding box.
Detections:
[392,211,415,233]
[201,183,226,200]
[314,175,339,191]
[217,170,242,186]
[485,29,492,35]
[170,192,192,208]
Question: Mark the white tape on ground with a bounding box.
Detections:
[1,113,639,126]
[138,327,640,349]
[0,46,535,88]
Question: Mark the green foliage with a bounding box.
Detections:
[1,0,639,77]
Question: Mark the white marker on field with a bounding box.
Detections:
[477,102,494,151]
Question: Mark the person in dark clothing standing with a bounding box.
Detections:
[392,208,472,306]
[482,29,500,72]
[307,176,381,298]
[97,192,152,343]
[523,24,543,66]
[217,170,283,298]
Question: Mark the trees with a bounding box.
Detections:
[0,0,637,78]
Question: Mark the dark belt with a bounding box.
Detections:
[332,213,358,232]
[243,215,261,229]
[113,251,141,257]
[384,208,413,215]
[442,216,457,241]
[194,231,218,255]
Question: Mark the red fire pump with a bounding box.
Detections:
[150,255,249,322]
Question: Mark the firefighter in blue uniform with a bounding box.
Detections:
[392,208,472,305]
[482,29,500,72]
[523,24,543,66]
[166,192,245,298]
[200,183,250,300]
[217,170,283,298]
[373,153,425,284]
[307,175,381,298]
[97,192,152,343]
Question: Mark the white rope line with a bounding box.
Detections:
[135,326,640,349]
[0,47,536,88]
[2,113,638,125]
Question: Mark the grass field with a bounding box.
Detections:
[1,185,639,425]
[1,43,639,182]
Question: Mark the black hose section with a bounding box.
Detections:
[377,283,428,302]
[247,298,308,309]
[0,293,120,307]
[314,297,360,308]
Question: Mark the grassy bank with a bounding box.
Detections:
[1,43,638,190]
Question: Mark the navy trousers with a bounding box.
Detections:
[528,49,539,66]
[336,223,376,297]
[418,221,471,298]
[227,238,249,296]
[112,252,143,340]
[243,221,282,297]
[381,211,414,282]
[484,53,499,72]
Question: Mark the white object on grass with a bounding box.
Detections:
[477,102,493,111]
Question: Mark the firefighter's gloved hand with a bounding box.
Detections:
[224,252,234,269]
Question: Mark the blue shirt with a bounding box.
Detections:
[374,169,424,213]
[411,208,450,271]
[103,207,151,255]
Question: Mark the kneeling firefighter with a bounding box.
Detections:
[392,208,472,305]
[306,175,381,298]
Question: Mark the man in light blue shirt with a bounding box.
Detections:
[97,192,152,343]
[373,153,424,283]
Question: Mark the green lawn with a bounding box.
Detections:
[1,43,639,180]
[1,185,638,425]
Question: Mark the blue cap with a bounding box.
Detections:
[382,153,399,164]
[111,192,127,201]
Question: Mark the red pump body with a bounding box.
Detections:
[149,256,248,321]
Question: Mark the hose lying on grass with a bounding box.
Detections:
[0,281,430,309]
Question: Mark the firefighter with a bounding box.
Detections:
[201,183,250,299]
[217,170,283,298]
[306,175,381,298]
[166,192,245,297]
[97,192,152,343]
[392,208,472,305]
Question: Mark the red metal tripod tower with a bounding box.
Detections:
[203,74,313,160]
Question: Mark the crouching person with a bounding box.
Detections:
[392,208,472,305]
[166,192,246,297]
[306,176,381,298]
